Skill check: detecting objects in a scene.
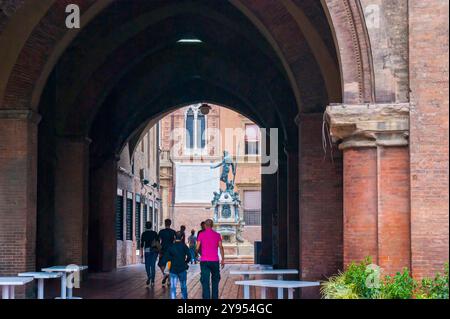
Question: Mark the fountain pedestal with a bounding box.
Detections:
[212,190,254,263]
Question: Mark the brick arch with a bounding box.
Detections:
[321,0,375,103]
[0,0,374,112]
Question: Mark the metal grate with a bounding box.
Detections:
[135,201,141,247]
[115,196,124,240]
[126,198,133,241]
[244,209,261,226]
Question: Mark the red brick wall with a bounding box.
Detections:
[343,148,378,265]
[0,117,37,276]
[409,0,449,278]
[377,146,411,273]
[299,115,343,279]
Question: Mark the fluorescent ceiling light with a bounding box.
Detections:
[177,38,203,43]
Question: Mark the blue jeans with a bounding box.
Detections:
[170,271,188,299]
[189,247,197,263]
[200,261,221,299]
[144,251,158,281]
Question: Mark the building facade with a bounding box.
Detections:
[159,104,262,247]
[115,126,161,267]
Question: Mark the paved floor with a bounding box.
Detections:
[43,263,288,299]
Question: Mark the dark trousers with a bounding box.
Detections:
[200,261,221,299]
[144,251,158,281]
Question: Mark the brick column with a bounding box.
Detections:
[326,103,411,274]
[0,109,40,277]
[54,137,91,266]
[89,156,118,272]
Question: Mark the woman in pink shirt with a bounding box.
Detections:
[195,219,225,299]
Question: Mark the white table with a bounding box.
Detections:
[41,265,88,299]
[230,269,298,297]
[0,277,34,299]
[235,279,321,299]
[18,272,62,299]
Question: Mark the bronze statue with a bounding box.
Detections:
[210,150,236,192]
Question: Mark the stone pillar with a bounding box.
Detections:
[277,155,288,268]
[285,146,299,272]
[89,156,118,272]
[326,103,411,274]
[54,137,91,265]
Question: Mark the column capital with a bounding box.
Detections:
[0,109,41,124]
[325,103,410,150]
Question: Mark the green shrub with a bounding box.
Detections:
[320,271,359,299]
[320,258,449,299]
[378,268,417,299]
[418,263,449,299]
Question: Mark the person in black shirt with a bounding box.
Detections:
[157,218,176,286]
[167,231,190,299]
[140,221,159,286]
[180,225,186,243]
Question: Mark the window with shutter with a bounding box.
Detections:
[243,190,261,225]
[126,197,133,241]
[115,195,124,240]
[135,196,141,247]
[245,124,260,155]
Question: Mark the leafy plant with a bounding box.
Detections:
[378,268,417,299]
[418,263,449,299]
[320,258,449,299]
[320,271,359,299]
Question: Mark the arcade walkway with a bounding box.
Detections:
[43,264,307,299]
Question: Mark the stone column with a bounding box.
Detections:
[277,155,288,268]
[285,146,299,272]
[326,103,411,273]
[89,156,118,272]
[54,136,91,266]
[260,172,277,265]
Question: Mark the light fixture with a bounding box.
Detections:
[177,38,203,44]
[199,103,211,115]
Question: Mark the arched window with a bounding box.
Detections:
[186,108,195,149]
[185,105,206,151]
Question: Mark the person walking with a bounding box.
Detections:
[158,219,176,286]
[196,219,225,299]
[187,229,197,264]
[195,221,206,261]
[166,231,191,299]
[180,225,186,243]
[140,221,159,286]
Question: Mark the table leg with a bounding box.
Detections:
[2,286,9,299]
[243,285,250,299]
[68,285,73,299]
[60,273,67,299]
[288,288,294,299]
[243,274,250,280]
[277,287,284,299]
[37,278,44,299]
[9,286,15,299]
[260,287,267,299]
